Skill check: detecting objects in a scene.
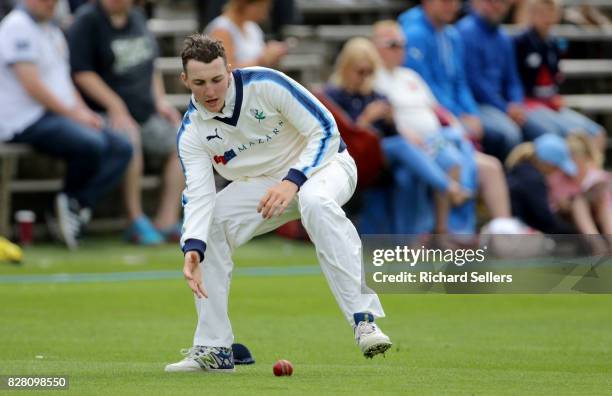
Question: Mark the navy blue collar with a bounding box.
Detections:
[214,70,243,127]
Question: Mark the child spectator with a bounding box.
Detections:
[547,134,612,252]
[513,0,607,150]
[505,134,579,235]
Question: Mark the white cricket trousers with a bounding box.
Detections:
[193,150,385,347]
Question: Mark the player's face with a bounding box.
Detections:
[373,27,406,69]
[181,57,231,113]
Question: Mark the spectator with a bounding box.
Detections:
[372,20,515,233]
[506,134,578,234]
[507,134,609,253]
[68,0,184,245]
[0,0,132,249]
[513,0,606,151]
[548,134,612,250]
[325,37,471,234]
[457,0,554,151]
[205,0,287,68]
[398,0,512,161]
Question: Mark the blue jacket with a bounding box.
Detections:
[398,6,479,117]
[456,12,524,112]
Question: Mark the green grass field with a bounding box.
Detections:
[1,236,611,395]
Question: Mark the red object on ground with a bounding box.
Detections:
[273,359,293,376]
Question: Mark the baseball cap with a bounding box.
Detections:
[232,343,255,365]
[534,134,577,177]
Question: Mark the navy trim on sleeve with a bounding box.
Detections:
[283,168,308,189]
[182,238,207,262]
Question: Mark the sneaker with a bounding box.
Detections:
[54,193,81,250]
[354,313,392,358]
[165,346,235,373]
[125,216,164,245]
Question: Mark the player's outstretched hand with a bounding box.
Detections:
[257,180,298,220]
[183,251,207,299]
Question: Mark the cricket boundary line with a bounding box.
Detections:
[0,265,321,284]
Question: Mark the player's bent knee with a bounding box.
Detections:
[299,191,338,218]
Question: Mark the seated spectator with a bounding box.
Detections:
[68,0,184,245]
[399,0,513,161]
[547,134,612,251]
[372,20,516,232]
[0,0,132,249]
[325,37,471,234]
[506,134,579,235]
[205,0,287,68]
[457,0,556,148]
[513,0,607,151]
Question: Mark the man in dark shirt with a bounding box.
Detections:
[68,0,183,245]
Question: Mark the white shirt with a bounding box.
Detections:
[177,67,342,254]
[374,67,441,137]
[205,16,265,65]
[0,8,76,140]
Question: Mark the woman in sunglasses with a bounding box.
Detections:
[323,37,472,235]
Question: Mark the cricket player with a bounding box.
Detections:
[165,34,391,373]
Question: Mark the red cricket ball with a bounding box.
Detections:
[273,359,293,376]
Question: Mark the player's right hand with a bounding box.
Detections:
[183,251,207,299]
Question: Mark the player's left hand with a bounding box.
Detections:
[257,180,298,219]
[157,100,182,126]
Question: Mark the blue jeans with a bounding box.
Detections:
[381,135,449,192]
[479,105,553,160]
[10,113,133,208]
[526,107,603,137]
[479,105,522,161]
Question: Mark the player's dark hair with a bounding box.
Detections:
[181,34,227,72]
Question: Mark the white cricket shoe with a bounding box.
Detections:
[355,321,392,358]
[165,346,235,373]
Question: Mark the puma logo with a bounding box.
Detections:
[206,128,223,141]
